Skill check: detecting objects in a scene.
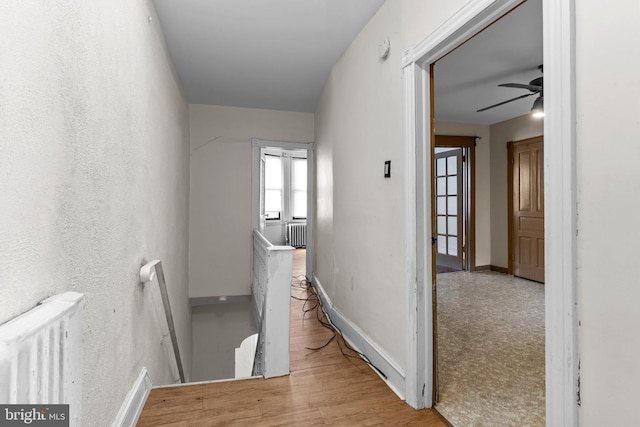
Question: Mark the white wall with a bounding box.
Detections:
[189,105,313,298]
[434,121,492,267]
[488,114,543,268]
[314,0,469,372]
[316,0,640,423]
[191,302,254,381]
[575,2,640,425]
[0,1,190,425]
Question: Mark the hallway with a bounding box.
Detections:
[137,250,447,426]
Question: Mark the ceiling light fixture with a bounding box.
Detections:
[531,96,544,118]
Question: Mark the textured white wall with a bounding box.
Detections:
[488,114,543,268]
[0,0,190,424]
[575,1,640,425]
[189,105,314,298]
[434,121,492,267]
[314,0,470,371]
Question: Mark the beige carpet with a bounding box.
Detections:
[435,271,545,427]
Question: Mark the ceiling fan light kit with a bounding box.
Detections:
[477,64,544,118]
[531,96,544,118]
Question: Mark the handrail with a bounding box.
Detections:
[253,229,272,250]
[139,260,185,383]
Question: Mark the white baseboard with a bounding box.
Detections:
[311,275,406,400]
[152,375,261,389]
[112,367,152,427]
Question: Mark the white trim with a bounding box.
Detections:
[151,375,262,389]
[112,367,152,427]
[306,149,315,276]
[402,0,522,69]
[402,0,578,425]
[312,275,406,400]
[403,61,431,409]
[543,0,578,425]
[251,138,313,151]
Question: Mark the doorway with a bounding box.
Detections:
[260,147,308,248]
[429,1,546,422]
[251,139,314,279]
[258,146,310,282]
[402,0,578,425]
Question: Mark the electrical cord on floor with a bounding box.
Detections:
[290,276,387,380]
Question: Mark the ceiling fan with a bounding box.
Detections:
[477,64,543,115]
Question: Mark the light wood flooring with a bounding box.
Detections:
[138,249,446,426]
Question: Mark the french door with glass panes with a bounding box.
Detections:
[435,149,463,270]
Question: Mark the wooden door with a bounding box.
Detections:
[509,136,544,283]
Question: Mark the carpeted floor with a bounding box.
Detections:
[435,271,545,427]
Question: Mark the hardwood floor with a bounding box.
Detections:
[138,249,446,426]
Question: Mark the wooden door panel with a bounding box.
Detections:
[519,237,532,265]
[519,216,544,232]
[518,152,532,211]
[536,152,544,212]
[538,238,545,269]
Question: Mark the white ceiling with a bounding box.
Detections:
[434,0,543,124]
[153,0,385,113]
[152,0,542,123]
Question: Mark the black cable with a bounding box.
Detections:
[294,279,388,380]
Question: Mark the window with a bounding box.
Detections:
[264,155,282,220]
[261,150,307,222]
[291,157,307,219]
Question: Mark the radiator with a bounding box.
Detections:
[287,223,307,248]
[0,292,84,426]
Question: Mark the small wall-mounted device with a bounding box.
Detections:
[378,37,391,60]
[384,161,391,178]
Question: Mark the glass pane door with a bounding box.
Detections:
[435,148,464,270]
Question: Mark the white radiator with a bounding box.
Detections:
[0,292,84,426]
[287,223,307,248]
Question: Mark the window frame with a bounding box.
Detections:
[290,156,308,220]
[263,154,284,221]
[261,149,307,223]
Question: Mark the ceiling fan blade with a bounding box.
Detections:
[476,92,536,112]
[498,83,541,91]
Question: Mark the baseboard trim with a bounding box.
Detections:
[475,265,509,274]
[152,375,262,389]
[112,367,152,427]
[311,275,406,400]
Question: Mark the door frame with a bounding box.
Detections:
[402,1,578,425]
[252,139,315,277]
